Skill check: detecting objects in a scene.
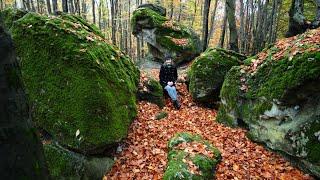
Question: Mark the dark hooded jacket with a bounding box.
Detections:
[159,63,178,88]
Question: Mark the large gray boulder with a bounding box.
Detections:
[131,4,201,65]
[188,48,246,105]
[217,28,320,177]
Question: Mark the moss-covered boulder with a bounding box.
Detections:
[131,4,201,65]
[217,29,320,177]
[188,48,246,104]
[138,3,166,16]
[164,132,221,180]
[137,73,164,107]
[44,142,114,180]
[6,12,139,154]
[0,8,27,30]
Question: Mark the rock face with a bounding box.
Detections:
[188,48,246,104]
[138,73,164,107]
[0,26,48,179]
[131,4,201,65]
[164,133,221,179]
[1,8,139,179]
[217,29,320,177]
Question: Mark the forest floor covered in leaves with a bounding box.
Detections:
[105,69,313,180]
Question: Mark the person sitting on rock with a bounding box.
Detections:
[159,56,181,109]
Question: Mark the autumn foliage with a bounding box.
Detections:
[105,70,313,180]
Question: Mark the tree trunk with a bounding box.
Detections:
[177,0,182,22]
[191,0,197,27]
[136,37,141,63]
[46,0,51,14]
[62,0,68,12]
[207,0,218,45]
[52,0,58,14]
[82,0,87,19]
[248,0,254,53]
[31,0,36,11]
[0,0,3,10]
[219,6,227,48]
[128,0,132,57]
[272,0,282,43]
[36,0,40,12]
[69,0,74,14]
[98,0,102,29]
[119,1,123,50]
[0,26,49,180]
[202,0,211,51]
[268,0,276,44]
[141,35,144,58]
[92,0,96,24]
[226,0,239,52]
[169,0,173,20]
[253,0,263,53]
[239,0,244,53]
[110,0,117,45]
[286,0,308,37]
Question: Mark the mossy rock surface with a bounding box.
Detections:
[8,12,139,153]
[138,74,164,107]
[0,8,27,30]
[217,29,320,177]
[138,4,166,16]
[131,4,201,65]
[155,111,168,120]
[164,132,221,180]
[44,142,114,180]
[188,48,246,104]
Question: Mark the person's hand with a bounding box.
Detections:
[167,81,174,86]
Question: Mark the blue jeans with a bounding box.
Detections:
[164,85,178,101]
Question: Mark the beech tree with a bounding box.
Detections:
[226,0,239,52]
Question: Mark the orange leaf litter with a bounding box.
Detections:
[105,70,313,180]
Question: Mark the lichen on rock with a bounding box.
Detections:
[131,4,201,65]
[217,28,320,177]
[164,132,221,179]
[188,48,246,105]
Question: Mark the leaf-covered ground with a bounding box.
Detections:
[105,69,313,180]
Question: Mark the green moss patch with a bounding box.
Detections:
[155,111,168,120]
[164,132,221,180]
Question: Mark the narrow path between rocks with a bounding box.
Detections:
[105,69,313,180]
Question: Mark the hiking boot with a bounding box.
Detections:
[173,100,181,110]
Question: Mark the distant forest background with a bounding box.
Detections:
[0,0,317,62]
